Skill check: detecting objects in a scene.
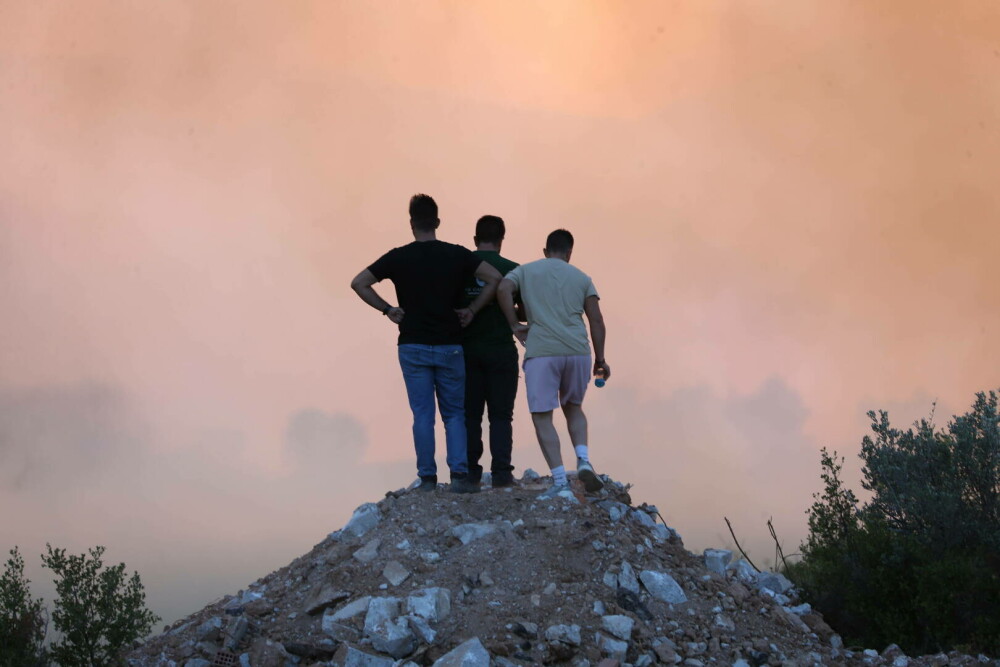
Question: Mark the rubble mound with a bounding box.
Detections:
[127,473,996,667]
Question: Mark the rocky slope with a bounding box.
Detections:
[126,473,997,667]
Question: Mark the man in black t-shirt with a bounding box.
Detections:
[351,194,502,494]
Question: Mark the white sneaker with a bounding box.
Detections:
[576,460,604,493]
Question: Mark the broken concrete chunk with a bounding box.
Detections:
[639,570,688,604]
[223,616,249,651]
[703,549,733,575]
[304,584,351,616]
[629,509,657,528]
[449,521,513,545]
[601,615,634,641]
[406,587,451,622]
[363,596,401,636]
[544,624,582,646]
[596,631,629,660]
[330,595,371,621]
[432,637,491,666]
[728,559,758,584]
[619,562,640,595]
[342,645,395,667]
[321,615,361,643]
[382,560,411,586]
[370,617,418,658]
[405,614,437,644]
[757,571,794,595]
[194,617,223,642]
[353,538,381,563]
[344,503,381,538]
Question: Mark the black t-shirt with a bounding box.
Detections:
[368,240,481,345]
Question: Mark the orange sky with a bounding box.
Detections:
[2,1,998,625]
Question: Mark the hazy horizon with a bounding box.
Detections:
[2,1,998,627]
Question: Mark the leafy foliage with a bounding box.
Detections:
[42,545,159,667]
[789,391,1000,655]
[0,547,48,666]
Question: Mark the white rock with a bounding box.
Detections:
[405,614,437,643]
[432,637,491,666]
[703,549,733,575]
[420,552,441,564]
[343,645,395,667]
[522,469,541,481]
[619,561,640,595]
[544,624,582,646]
[630,509,657,528]
[728,559,758,584]
[757,571,794,595]
[383,560,411,586]
[406,587,451,622]
[893,658,909,667]
[363,597,401,636]
[449,521,513,545]
[330,596,371,622]
[344,503,381,538]
[596,632,629,660]
[353,539,381,563]
[639,570,688,604]
[601,615,634,640]
[370,617,417,659]
[713,613,735,632]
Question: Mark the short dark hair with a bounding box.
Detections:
[545,229,574,254]
[409,194,439,231]
[474,215,505,244]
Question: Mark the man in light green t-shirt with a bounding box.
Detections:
[497,229,611,498]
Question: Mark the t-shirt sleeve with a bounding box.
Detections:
[505,265,523,289]
[367,249,397,282]
[462,247,481,276]
[585,278,599,300]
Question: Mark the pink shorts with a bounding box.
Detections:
[523,355,591,413]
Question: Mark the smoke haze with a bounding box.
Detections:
[2,1,998,625]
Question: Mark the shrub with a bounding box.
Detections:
[790,391,1000,655]
[42,545,159,667]
[0,547,48,666]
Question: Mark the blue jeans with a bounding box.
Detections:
[398,344,468,479]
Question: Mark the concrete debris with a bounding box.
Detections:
[353,538,381,563]
[125,472,986,667]
[703,548,732,575]
[432,637,491,666]
[382,560,410,586]
[639,569,688,604]
[344,503,381,538]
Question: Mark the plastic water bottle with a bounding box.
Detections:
[594,368,608,388]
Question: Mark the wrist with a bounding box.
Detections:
[595,358,605,365]
[382,305,392,315]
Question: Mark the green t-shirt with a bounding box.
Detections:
[462,250,519,353]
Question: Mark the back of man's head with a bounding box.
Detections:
[545,229,574,255]
[475,215,505,245]
[409,194,440,231]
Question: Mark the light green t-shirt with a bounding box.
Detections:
[505,258,599,360]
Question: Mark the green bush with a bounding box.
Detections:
[790,391,1000,655]
[42,545,160,667]
[0,547,48,666]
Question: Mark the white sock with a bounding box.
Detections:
[574,445,590,463]
[551,465,567,486]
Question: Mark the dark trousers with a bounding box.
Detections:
[464,344,519,483]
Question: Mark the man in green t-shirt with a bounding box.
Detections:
[461,215,520,488]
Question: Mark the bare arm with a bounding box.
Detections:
[350,269,404,324]
[498,278,529,345]
[584,295,609,379]
[456,261,503,327]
